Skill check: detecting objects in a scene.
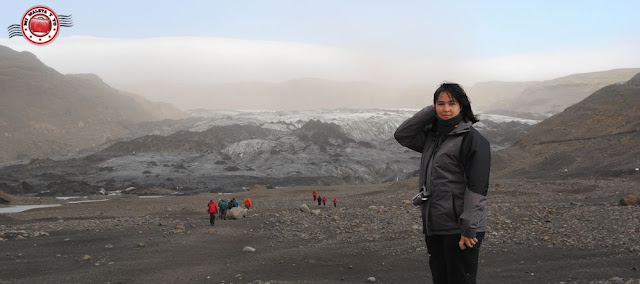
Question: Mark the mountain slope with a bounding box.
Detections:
[468,68,640,114]
[493,73,640,179]
[0,45,185,162]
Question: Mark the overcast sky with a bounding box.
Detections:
[1,0,639,109]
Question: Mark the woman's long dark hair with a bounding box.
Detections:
[432,83,479,123]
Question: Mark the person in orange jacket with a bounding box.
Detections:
[322,196,327,206]
[333,197,337,207]
[312,190,318,201]
[207,200,219,226]
[244,197,253,209]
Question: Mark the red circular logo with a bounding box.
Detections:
[21,6,59,45]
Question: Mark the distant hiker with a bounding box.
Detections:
[317,196,322,206]
[244,197,253,209]
[230,198,238,208]
[312,190,318,201]
[322,196,327,206]
[218,199,228,220]
[333,197,337,207]
[207,200,219,226]
[394,83,490,284]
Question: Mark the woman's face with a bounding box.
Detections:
[434,91,461,120]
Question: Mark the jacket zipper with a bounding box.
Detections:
[452,197,459,222]
[424,133,443,235]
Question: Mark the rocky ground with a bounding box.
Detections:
[1,178,639,283]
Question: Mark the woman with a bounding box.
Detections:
[394,83,490,284]
[207,200,219,226]
[244,197,253,209]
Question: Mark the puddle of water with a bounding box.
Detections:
[67,199,108,204]
[0,204,62,214]
[56,196,88,200]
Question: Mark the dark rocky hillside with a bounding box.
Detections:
[0,45,184,162]
[493,73,640,180]
[93,124,272,159]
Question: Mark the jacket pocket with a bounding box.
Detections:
[428,191,458,232]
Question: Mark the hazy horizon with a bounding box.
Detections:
[2,1,640,110]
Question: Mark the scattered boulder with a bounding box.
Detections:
[82,255,92,261]
[169,225,186,234]
[0,191,17,204]
[41,180,102,196]
[1,230,30,239]
[228,207,247,219]
[620,195,640,206]
[128,186,175,196]
[331,216,340,222]
[250,184,267,192]
[607,277,624,284]
[367,277,377,283]
[299,204,310,213]
[243,246,256,252]
[206,229,216,234]
[312,209,321,216]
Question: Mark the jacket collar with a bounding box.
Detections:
[448,121,472,135]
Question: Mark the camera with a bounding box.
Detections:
[412,189,429,206]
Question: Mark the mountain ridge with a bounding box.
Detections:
[493,72,640,180]
[0,45,185,162]
[467,68,640,114]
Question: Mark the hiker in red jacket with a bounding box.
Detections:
[207,200,219,226]
[322,196,327,206]
[333,197,337,207]
[312,190,318,201]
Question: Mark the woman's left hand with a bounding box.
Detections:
[459,236,478,250]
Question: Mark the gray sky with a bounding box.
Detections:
[2,1,639,109]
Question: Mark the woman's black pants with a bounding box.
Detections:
[425,232,484,284]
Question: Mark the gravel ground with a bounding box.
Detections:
[1,178,639,283]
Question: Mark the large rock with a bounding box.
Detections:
[228,207,247,219]
[299,203,310,213]
[242,246,256,252]
[620,194,640,206]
